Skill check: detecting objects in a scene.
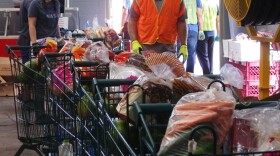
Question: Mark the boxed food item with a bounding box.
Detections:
[229,40,260,62]
[223,39,233,58]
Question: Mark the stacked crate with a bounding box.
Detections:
[229,60,280,97]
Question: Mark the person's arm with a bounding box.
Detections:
[57,24,62,39]
[128,16,138,41]
[177,1,187,45]
[128,0,139,41]
[28,16,37,44]
[216,5,220,36]
[196,0,203,31]
[177,21,187,45]
[216,15,220,35]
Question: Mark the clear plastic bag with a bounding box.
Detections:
[233,107,280,153]
[158,89,236,155]
[220,63,244,89]
[116,74,173,123]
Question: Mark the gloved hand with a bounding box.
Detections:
[215,35,220,41]
[132,40,142,54]
[178,45,188,63]
[198,31,205,40]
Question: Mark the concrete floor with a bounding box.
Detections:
[0,97,39,156]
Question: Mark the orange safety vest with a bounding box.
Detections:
[132,0,185,44]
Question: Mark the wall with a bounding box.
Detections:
[69,0,106,29]
[0,0,15,8]
[0,0,106,32]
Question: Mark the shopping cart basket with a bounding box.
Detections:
[133,100,280,156]
[70,72,137,155]
[71,60,109,96]
[93,78,142,119]
[93,78,145,153]
[6,45,59,156]
[42,52,84,154]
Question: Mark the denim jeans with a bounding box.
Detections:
[186,30,198,73]
[18,35,30,64]
[196,36,215,75]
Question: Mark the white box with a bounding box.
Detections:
[229,40,260,61]
[222,39,232,58]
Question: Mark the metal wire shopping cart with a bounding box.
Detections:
[6,45,59,156]
[70,62,137,155]
[92,78,144,154]
[133,100,280,156]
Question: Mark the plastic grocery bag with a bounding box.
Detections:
[233,106,280,153]
[51,62,73,96]
[116,74,173,123]
[220,63,244,89]
[158,88,236,156]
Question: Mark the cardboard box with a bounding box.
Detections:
[0,83,14,96]
[222,39,232,58]
[0,76,6,84]
[0,57,12,76]
[229,40,260,62]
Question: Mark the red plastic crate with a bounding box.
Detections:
[240,80,279,97]
[228,60,279,82]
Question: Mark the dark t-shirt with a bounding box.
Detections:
[28,0,60,39]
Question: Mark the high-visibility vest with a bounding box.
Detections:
[201,0,218,31]
[185,0,198,24]
[132,0,185,44]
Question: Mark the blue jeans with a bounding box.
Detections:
[186,30,198,73]
[196,36,215,75]
[18,35,30,64]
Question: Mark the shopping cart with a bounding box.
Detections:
[133,100,280,156]
[42,52,86,155]
[6,45,59,156]
[71,60,109,96]
[70,63,137,155]
[93,78,145,153]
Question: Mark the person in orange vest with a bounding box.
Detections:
[128,0,188,63]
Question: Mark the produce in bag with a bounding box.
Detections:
[51,62,73,96]
[233,107,280,154]
[84,41,110,63]
[114,52,152,72]
[145,53,185,78]
[172,72,222,101]
[158,88,236,155]
[116,75,173,123]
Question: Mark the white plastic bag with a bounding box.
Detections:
[220,63,244,89]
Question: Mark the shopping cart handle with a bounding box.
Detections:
[94,78,136,86]
[6,45,45,54]
[43,53,73,58]
[72,61,101,67]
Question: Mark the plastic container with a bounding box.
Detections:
[58,139,74,156]
[228,59,280,97]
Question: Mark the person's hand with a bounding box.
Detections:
[132,40,142,54]
[31,42,42,56]
[57,38,65,49]
[178,45,188,63]
[198,31,205,40]
[215,35,220,41]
